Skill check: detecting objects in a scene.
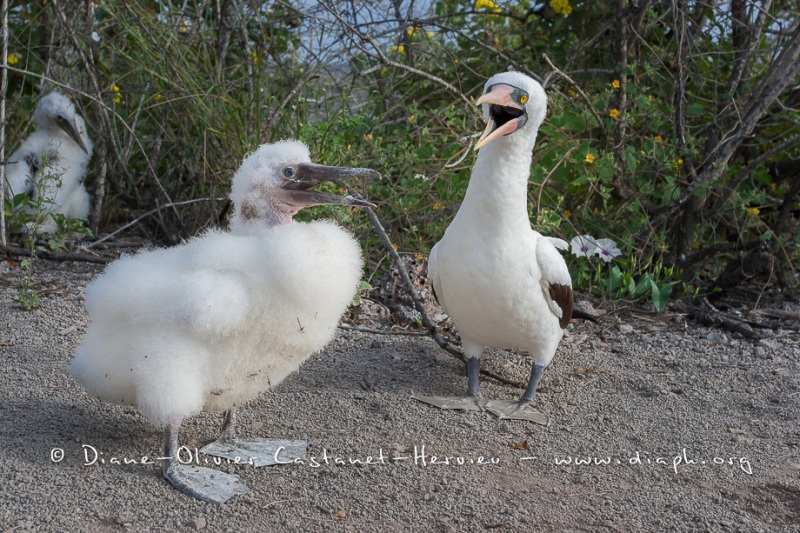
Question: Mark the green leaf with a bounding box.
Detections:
[651,281,672,312]
[686,102,705,116]
[415,144,434,160]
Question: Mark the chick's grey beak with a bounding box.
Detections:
[280,163,379,208]
[56,115,89,154]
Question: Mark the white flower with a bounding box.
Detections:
[570,235,598,258]
[593,238,622,262]
[91,31,101,42]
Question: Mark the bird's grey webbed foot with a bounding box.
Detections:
[485,361,550,425]
[411,392,487,411]
[200,410,308,467]
[411,356,485,411]
[484,400,550,426]
[163,421,248,504]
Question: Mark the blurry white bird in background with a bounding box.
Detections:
[418,71,591,426]
[72,140,378,503]
[5,91,93,233]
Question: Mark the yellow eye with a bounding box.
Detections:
[519,95,528,104]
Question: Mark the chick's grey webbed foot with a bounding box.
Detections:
[200,409,308,467]
[163,461,248,505]
[163,421,248,504]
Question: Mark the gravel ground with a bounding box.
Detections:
[1,259,799,532]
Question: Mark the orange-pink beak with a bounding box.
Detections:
[475,84,526,150]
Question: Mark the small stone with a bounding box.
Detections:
[706,331,727,344]
[115,511,135,526]
[619,324,634,334]
[188,516,206,530]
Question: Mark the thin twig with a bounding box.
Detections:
[85,197,225,248]
[338,324,428,337]
[542,54,606,137]
[333,178,525,390]
[322,2,473,108]
[0,244,112,264]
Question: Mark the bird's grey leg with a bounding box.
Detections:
[467,356,481,398]
[218,409,238,442]
[162,418,248,504]
[200,409,307,467]
[521,362,546,402]
[411,355,487,412]
[485,362,550,426]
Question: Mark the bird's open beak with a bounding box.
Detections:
[475,84,526,150]
[280,163,378,208]
[55,115,89,154]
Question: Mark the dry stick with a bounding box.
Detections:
[49,2,179,221]
[85,197,224,248]
[0,0,7,247]
[0,244,112,265]
[333,178,525,390]
[542,54,607,138]
[322,2,473,109]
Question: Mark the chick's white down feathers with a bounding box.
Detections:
[72,142,364,427]
[6,92,93,227]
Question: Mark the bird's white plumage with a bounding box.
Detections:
[429,71,571,368]
[6,92,93,230]
[71,141,363,427]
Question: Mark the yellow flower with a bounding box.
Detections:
[609,108,620,118]
[677,159,684,165]
[391,45,405,54]
[407,115,415,123]
[585,153,595,164]
[392,243,399,251]
[563,209,572,218]
[407,26,417,37]
[433,202,443,210]
[415,253,424,260]
[427,31,434,38]
[155,93,164,102]
[770,182,777,190]
[660,243,667,251]
[380,67,388,76]
[363,133,373,140]
[747,207,760,216]
[566,87,576,97]
[549,0,572,15]
[612,80,620,89]
[648,94,654,101]
[475,0,501,12]
[655,135,663,143]
[8,52,21,66]
[110,84,122,104]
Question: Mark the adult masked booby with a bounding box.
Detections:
[72,140,378,503]
[417,71,574,426]
[5,91,92,232]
